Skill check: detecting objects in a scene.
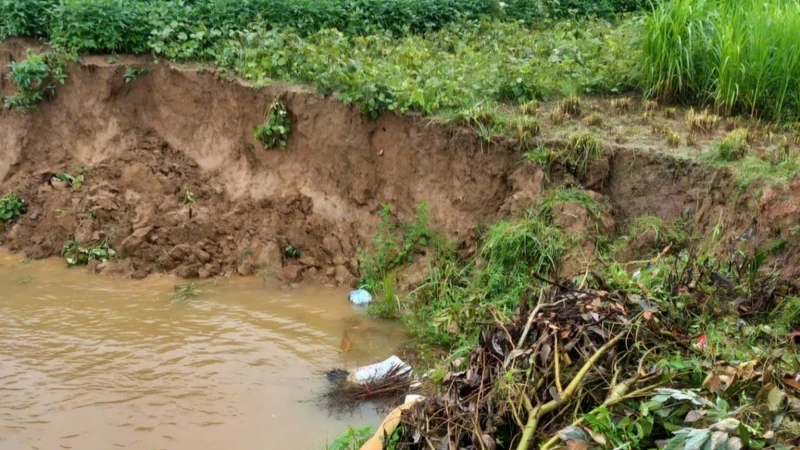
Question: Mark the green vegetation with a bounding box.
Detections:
[0,193,26,222]
[628,214,688,250]
[182,184,195,204]
[254,99,291,149]
[284,245,300,259]
[358,203,433,294]
[53,171,85,189]
[706,129,749,163]
[643,0,800,122]
[123,66,146,83]
[173,283,202,300]
[3,50,66,112]
[61,238,115,266]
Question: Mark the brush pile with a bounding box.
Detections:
[391,261,800,450]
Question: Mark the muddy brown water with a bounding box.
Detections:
[0,251,405,449]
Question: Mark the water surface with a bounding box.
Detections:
[0,252,404,449]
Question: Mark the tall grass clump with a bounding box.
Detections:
[643,0,800,121]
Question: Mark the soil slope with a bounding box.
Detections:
[1,39,798,283]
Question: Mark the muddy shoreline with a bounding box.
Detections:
[2,38,799,283]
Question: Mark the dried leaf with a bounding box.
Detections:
[684,410,707,423]
[768,386,785,412]
[539,342,552,369]
[703,373,722,394]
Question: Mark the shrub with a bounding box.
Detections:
[4,51,67,112]
[254,99,291,149]
[0,193,26,222]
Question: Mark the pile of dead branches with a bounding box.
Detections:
[398,284,667,450]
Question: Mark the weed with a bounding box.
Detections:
[643,0,800,122]
[707,128,749,162]
[518,99,539,116]
[61,238,115,266]
[452,105,503,143]
[642,99,658,112]
[358,203,432,293]
[284,245,300,259]
[174,283,201,300]
[549,108,570,125]
[53,171,84,189]
[367,275,400,319]
[182,185,195,204]
[0,193,26,222]
[538,187,605,222]
[524,147,557,169]
[610,97,632,113]
[327,426,373,450]
[508,114,540,142]
[566,132,602,175]
[664,106,677,118]
[686,108,719,133]
[123,66,146,83]
[767,237,787,255]
[556,96,582,118]
[686,133,697,147]
[650,123,670,136]
[254,99,291,149]
[4,50,67,112]
[628,215,687,251]
[582,112,603,127]
[667,131,680,147]
[771,297,800,333]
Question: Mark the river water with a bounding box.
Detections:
[0,252,404,449]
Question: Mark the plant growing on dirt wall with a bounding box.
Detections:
[253,99,291,149]
[4,50,67,112]
[61,238,115,266]
[0,193,26,222]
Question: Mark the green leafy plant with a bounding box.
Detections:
[284,245,300,259]
[328,426,373,450]
[4,50,66,112]
[254,99,291,149]
[61,238,115,266]
[182,184,195,204]
[0,193,26,222]
[123,66,146,83]
[53,171,85,189]
[174,283,202,300]
[358,203,433,293]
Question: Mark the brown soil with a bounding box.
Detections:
[2,39,799,283]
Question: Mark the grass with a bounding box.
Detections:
[643,0,800,122]
[628,215,688,251]
[567,132,603,175]
[715,128,749,161]
[538,187,605,221]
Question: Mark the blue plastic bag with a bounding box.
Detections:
[348,289,372,305]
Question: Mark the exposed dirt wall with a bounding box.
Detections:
[1,39,797,283]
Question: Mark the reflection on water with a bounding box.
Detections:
[0,252,405,449]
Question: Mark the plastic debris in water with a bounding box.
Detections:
[350,355,412,384]
[348,289,372,305]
